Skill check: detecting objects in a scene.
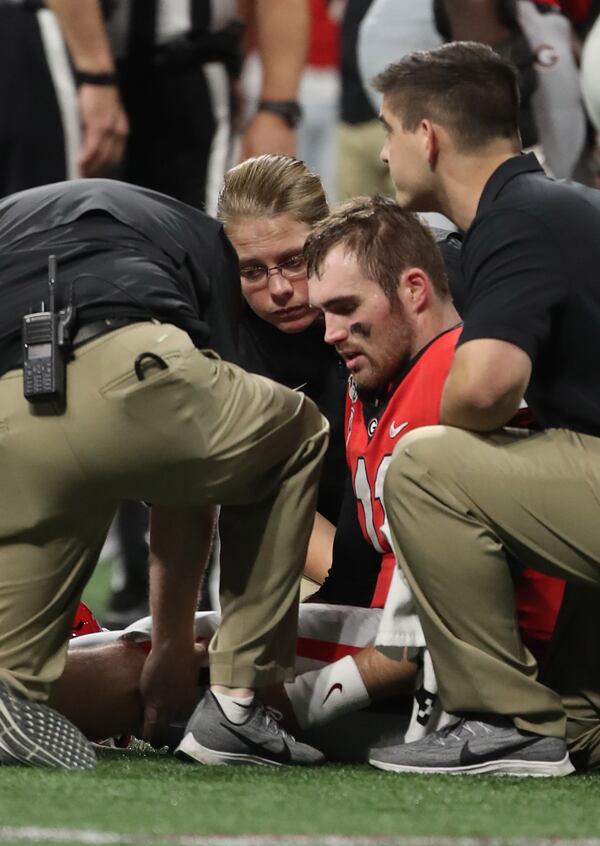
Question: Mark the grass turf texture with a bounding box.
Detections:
[0,747,599,843]
[81,558,113,622]
[7,568,591,844]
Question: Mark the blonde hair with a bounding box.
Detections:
[217,155,329,229]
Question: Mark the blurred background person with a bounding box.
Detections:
[512,0,586,179]
[335,0,392,200]
[0,0,128,195]
[581,9,600,184]
[239,0,340,200]
[358,0,589,180]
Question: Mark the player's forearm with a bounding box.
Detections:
[255,0,309,100]
[45,0,116,73]
[148,504,217,651]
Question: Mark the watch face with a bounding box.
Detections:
[258,100,302,129]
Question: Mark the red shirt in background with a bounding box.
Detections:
[534,0,592,22]
[308,0,340,68]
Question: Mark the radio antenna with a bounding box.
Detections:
[48,254,57,313]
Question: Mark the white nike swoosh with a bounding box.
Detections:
[389,421,409,438]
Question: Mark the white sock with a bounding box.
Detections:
[285,655,370,730]
[211,690,255,724]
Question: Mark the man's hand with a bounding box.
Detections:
[239,111,296,160]
[237,0,308,160]
[140,640,208,744]
[45,0,129,175]
[77,84,129,177]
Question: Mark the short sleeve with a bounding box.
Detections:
[458,209,567,363]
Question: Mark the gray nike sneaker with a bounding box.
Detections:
[369,714,574,777]
[176,690,325,767]
[0,681,96,769]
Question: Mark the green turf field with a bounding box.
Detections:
[1,749,599,846]
[81,559,113,622]
[1,564,595,846]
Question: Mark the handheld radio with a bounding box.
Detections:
[22,255,70,408]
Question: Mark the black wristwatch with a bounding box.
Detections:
[74,70,118,87]
[257,100,303,129]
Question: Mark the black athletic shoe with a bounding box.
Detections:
[369,713,574,777]
[176,689,325,767]
[0,681,96,769]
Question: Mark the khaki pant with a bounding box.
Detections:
[336,120,393,201]
[0,323,328,700]
[383,425,600,752]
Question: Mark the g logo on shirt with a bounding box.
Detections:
[534,43,559,69]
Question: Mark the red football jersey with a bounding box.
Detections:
[345,326,462,607]
[344,324,564,654]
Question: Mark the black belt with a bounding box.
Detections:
[72,318,150,349]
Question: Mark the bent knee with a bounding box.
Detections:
[387,424,455,472]
[384,425,477,496]
[299,393,330,445]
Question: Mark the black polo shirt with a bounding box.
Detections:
[459,152,600,436]
[0,179,240,375]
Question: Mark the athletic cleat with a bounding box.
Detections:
[368,713,574,777]
[176,689,325,767]
[0,681,96,769]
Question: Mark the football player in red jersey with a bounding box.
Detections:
[292,195,463,734]
[296,195,564,739]
[306,196,462,609]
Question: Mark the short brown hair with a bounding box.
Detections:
[217,155,329,229]
[304,196,449,301]
[373,42,520,151]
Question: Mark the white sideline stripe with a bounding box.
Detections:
[203,62,231,218]
[36,9,81,179]
[3,832,600,846]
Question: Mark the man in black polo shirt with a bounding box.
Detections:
[0,178,328,769]
[365,41,600,776]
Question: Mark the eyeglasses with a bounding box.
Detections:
[239,254,307,285]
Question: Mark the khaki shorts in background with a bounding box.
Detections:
[337,119,394,200]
